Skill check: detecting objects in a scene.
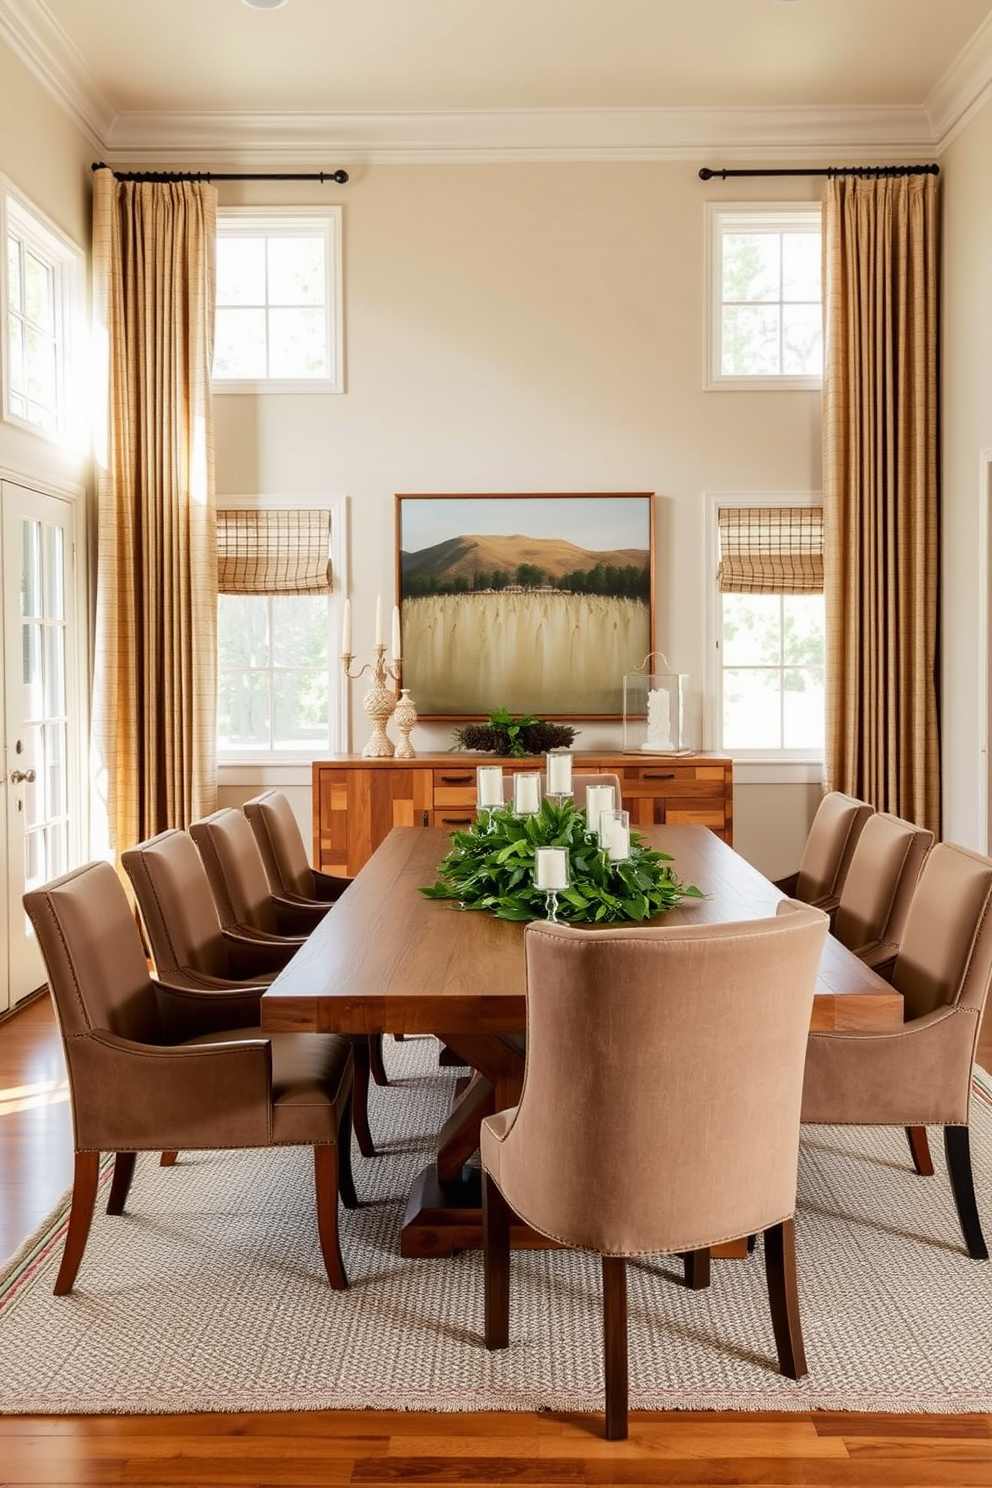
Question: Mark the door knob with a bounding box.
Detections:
[9,768,36,784]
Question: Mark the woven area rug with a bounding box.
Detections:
[2,1036,991,1417]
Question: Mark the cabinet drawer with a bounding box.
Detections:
[432,767,478,808]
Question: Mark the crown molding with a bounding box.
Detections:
[925,12,992,149]
[0,0,114,146]
[99,104,937,167]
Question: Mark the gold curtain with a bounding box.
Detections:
[91,172,218,853]
[821,174,939,834]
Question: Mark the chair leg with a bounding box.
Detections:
[338,1093,359,1211]
[482,1170,511,1349]
[683,1247,711,1290]
[763,1218,807,1379]
[54,1150,101,1296]
[602,1256,629,1441]
[944,1125,989,1260]
[350,1037,377,1158]
[313,1144,348,1290]
[906,1125,934,1176]
[105,1152,137,1215]
[368,1033,389,1087]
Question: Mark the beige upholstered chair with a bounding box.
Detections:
[481,902,829,1440]
[831,811,933,972]
[243,789,350,907]
[24,861,357,1295]
[802,841,992,1260]
[775,791,874,915]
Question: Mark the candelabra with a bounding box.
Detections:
[341,645,401,758]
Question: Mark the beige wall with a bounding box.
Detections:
[214,163,825,874]
[939,99,992,853]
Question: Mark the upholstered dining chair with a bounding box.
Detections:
[24,861,358,1295]
[480,901,829,1440]
[802,841,992,1261]
[774,791,874,916]
[243,788,350,907]
[831,811,933,973]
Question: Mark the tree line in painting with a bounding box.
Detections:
[402,561,650,600]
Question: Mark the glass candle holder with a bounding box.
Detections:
[534,846,569,922]
[545,749,573,799]
[584,783,617,843]
[602,809,631,862]
[513,771,541,815]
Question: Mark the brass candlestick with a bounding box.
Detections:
[342,645,402,758]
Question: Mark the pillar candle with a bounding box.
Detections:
[477,766,504,808]
[535,846,569,890]
[341,598,352,657]
[584,784,616,840]
[546,750,573,794]
[513,772,541,814]
[606,812,631,862]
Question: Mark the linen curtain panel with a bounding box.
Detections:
[91,172,218,854]
[821,174,939,835]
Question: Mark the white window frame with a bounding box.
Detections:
[213,207,343,395]
[1,177,84,446]
[704,202,822,391]
[215,493,349,765]
[704,492,825,769]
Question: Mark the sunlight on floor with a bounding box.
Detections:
[0,1078,69,1116]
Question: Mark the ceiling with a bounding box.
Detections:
[2,0,992,164]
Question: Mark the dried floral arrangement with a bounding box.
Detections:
[451,708,578,758]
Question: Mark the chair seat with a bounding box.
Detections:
[183,1028,353,1145]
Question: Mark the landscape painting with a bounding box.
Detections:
[395,493,654,718]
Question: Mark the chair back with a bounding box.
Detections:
[24,861,160,1046]
[795,791,873,907]
[122,829,231,980]
[833,811,933,965]
[493,901,827,1256]
[893,842,992,1023]
[243,789,314,898]
[190,808,279,934]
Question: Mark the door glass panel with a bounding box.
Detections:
[21,519,41,617]
[44,523,64,620]
[21,622,43,718]
[44,624,65,716]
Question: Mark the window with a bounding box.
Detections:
[2,181,82,442]
[706,204,822,389]
[216,499,347,758]
[710,500,824,757]
[213,209,343,393]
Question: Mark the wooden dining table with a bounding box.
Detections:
[261,824,903,1257]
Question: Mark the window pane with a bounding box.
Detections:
[782,596,825,666]
[783,668,825,749]
[723,668,781,749]
[722,232,780,301]
[722,594,782,666]
[214,307,267,378]
[218,595,271,668]
[217,670,270,748]
[268,307,328,377]
[24,250,54,330]
[782,231,821,300]
[8,234,21,303]
[273,670,328,748]
[722,305,781,376]
[267,237,325,306]
[216,237,266,305]
[25,326,57,405]
[782,304,823,376]
[7,313,24,391]
[271,595,328,666]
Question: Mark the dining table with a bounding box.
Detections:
[261,823,903,1257]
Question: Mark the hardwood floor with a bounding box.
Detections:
[2,994,991,1487]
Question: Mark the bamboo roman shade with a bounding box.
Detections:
[217,509,333,595]
[717,506,823,595]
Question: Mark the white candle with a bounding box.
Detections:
[546,750,573,794]
[535,847,569,890]
[341,598,352,657]
[477,766,503,808]
[374,594,383,648]
[584,785,616,841]
[605,811,631,862]
[513,772,541,814]
[392,604,402,661]
[645,687,672,751]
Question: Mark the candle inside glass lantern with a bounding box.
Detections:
[603,809,631,861]
[535,846,569,890]
[476,765,504,809]
[546,749,573,796]
[584,784,617,841]
[513,772,541,815]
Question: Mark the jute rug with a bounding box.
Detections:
[1,1036,991,1417]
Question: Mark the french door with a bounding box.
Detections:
[1,480,83,1013]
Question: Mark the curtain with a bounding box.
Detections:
[91,172,218,854]
[821,174,940,834]
[217,509,333,594]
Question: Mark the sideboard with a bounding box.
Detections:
[312,753,733,876]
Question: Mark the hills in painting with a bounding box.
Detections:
[400,533,650,598]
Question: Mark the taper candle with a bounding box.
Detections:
[341,598,352,657]
[374,594,383,647]
[392,605,402,661]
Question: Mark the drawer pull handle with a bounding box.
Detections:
[644,772,677,780]
[439,774,474,784]
[440,816,474,826]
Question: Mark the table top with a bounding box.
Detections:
[261,825,903,1036]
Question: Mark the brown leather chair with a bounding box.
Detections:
[189,808,384,1156]
[480,901,829,1439]
[802,841,992,1260]
[243,789,350,907]
[831,811,933,972]
[775,791,874,915]
[24,861,357,1295]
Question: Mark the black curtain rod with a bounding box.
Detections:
[91,162,349,184]
[699,163,938,181]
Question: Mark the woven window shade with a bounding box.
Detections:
[217,509,332,596]
[717,506,823,595]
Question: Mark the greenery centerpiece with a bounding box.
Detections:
[421,798,704,923]
[451,708,578,758]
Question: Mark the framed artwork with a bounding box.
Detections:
[395,493,654,718]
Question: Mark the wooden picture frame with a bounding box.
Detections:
[395,493,655,719]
